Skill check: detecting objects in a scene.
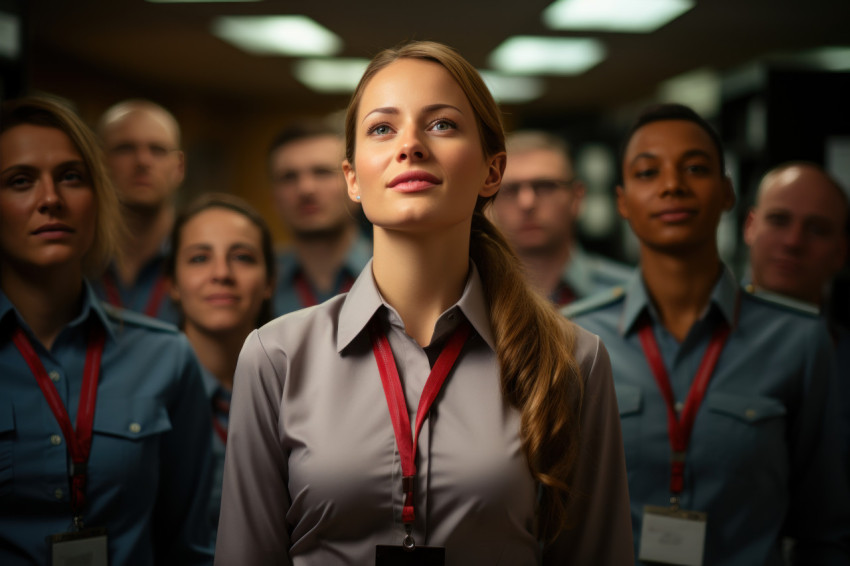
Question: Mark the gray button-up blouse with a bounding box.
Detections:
[215,261,633,565]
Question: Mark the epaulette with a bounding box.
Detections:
[743,284,820,317]
[100,302,180,333]
[561,286,626,319]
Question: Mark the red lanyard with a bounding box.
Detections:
[211,396,230,445]
[294,272,355,308]
[369,318,470,531]
[12,325,106,522]
[637,314,731,497]
[102,271,168,318]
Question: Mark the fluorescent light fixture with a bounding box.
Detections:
[798,46,850,71]
[149,0,261,3]
[657,68,720,116]
[293,58,370,93]
[212,16,342,56]
[0,11,20,59]
[543,0,695,33]
[478,71,545,103]
[488,36,605,75]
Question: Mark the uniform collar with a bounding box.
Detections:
[561,244,594,299]
[619,263,739,336]
[0,280,116,344]
[336,259,495,353]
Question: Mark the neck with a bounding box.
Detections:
[518,242,572,297]
[1,264,84,350]
[372,222,471,347]
[293,223,358,293]
[118,204,175,285]
[183,324,250,390]
[640,245,722,342]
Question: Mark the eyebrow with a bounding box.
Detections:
[361,103,464,124]
[629,148,714,165]
[1,160,87,177]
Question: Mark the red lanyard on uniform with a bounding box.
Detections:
[294,272,354,308]
[369,317,470,545]
[637,301,737,502]
[102,271,168,318]
[12,325,105,526]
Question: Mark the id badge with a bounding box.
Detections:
[638,505,706,566]
[49,527,108,566]
[375,545,445,565]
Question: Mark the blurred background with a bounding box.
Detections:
[2,0,849,272]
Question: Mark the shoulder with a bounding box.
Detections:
[562,286,626,320]
[742,286,821,319]
[101,302,181,335]
[256,293,347,352]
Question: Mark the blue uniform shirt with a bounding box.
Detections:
[91,241,180,325]
[558,244,634,303]
[199,366,229,543]
[273,233,372,316]
[566,266,850,565]
[0,282,214,565]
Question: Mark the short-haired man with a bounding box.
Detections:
[268,121,371,316]
[744,161,849,473]
[490,130,631,305]
[95,99,184,323]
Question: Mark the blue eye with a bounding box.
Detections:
[430,119,456,131]
[368,124,393,136]
[188,254,208,264]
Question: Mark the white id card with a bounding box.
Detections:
[638,505,706,566]
[49,527,108,566]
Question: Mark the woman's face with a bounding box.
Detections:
[617,119,734,254]
[169,207,272,337]
[0,124,96,275]
[343,58,504,235]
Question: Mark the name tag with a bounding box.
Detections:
[49,527,108,566]
[376,544,445,565]
[638,505,706,566]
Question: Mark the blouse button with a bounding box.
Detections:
[129,423,141,434]
[49,370,61,382]
[673,401,684,413]
[745,409,757,420]
[50,434,62,446]
[54,488,64,499]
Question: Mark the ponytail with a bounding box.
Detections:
[470,209,584,541]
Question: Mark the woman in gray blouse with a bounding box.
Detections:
[215,41,633,565]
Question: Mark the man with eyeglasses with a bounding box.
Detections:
[95,99,184,323]
[267,120,371,316]
[491,130,631,305]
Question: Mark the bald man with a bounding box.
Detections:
[94,99,185,323]
[744,161,850,477]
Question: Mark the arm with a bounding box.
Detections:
[785,322,850,564]
[543,332,635,566]
[154,335,215,565]
[214,330,293,565]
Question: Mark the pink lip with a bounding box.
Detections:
[32,223,74,237]
[205,293,239,304]
[388,170,441,193]
[653,208,697,223]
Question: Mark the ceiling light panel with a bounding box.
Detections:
[478,71,545,103]
[488,36,605,75]
[212,16,342,56]
[543,0,695,33]
[293,58,370,93]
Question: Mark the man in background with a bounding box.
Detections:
[95,99,184,323]
[268,121,371,315]
[744,160,849,474]
[490,130,631,305]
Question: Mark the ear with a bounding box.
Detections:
[342,159,360,203]
[722,175,736,211]
[615,185,629,219]
[174,150,186,184]
[570,179,586,218]
[743,209,757,246]
[830,236,848,274]
[480,151,506,198]
[166,276,181,303]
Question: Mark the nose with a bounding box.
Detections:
[396,127,428,163]
[211,255,235,283]
[660,165,686,197]
[516,183,537,210]
[781,221,806,252]
[37,177,63,215]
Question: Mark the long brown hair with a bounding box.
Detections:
[344,41,584,540]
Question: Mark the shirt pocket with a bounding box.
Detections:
[91,398,172,486]
[0,401,14,495]
[704,392,788,478]
[615,383,643,472]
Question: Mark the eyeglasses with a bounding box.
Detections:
[498,178,575,200]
